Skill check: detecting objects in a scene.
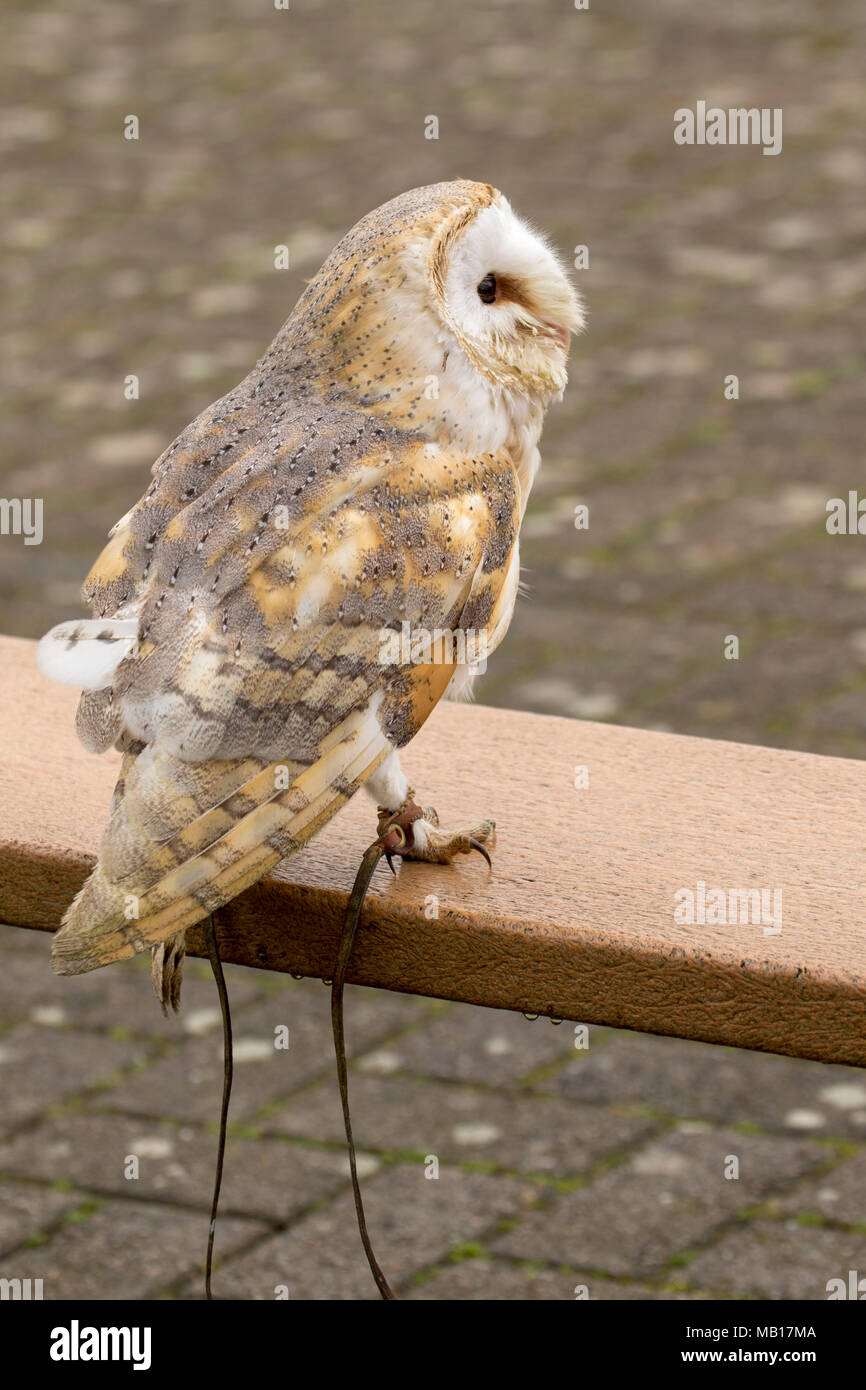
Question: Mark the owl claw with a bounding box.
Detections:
[405,816,496,866]
[468,836,492,869]
[376,793,495,869]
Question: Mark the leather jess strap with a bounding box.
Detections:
[329,799,426,1300]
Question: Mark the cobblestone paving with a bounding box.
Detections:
[1,0,865,1299]
[2,925,866,1301]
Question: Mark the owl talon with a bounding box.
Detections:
[405,816,496,866]
[468,836,492,869]
[376,794,495,869]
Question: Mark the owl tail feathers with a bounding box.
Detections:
[51,707,393,979]
[36,618,139,691]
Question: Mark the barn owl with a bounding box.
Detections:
[37,179,583,1006]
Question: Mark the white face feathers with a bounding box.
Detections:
[433,196,584,398]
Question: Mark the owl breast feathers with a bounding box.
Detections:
[37,178,582,975]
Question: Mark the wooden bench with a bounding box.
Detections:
[1,632,864,1067]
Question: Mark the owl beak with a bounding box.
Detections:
[542,322,571,353]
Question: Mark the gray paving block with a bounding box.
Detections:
[682,1220,866,1301]
[778,1150,866,1229]
[547,1029,866,1138]
[3,1198,267,1300]
[0,925,51,956]
[202,1164,540,1300]
[0,1181,84,1259]
[0,1023,153,1136]
[0,1112,350,1223]
[493,1126,826,1277]
[387,1002,578,1085]
[98,981,429,1122]
[0,928,260,1034]
[407,1260,704,1301]
[262,1071,657,1176]
[639,630,862,739]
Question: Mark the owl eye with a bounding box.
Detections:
[476,273,497,305]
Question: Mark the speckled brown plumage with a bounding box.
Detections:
[41,179,582,984]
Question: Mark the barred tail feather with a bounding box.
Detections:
[36,618,139,691]
[51,702,392,975]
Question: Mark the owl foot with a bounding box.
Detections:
[376,791,495,870]
[151,931,186,1014]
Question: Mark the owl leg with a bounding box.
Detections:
[365,750,495,869]
[364,746,409,812]
[151,931,186,1013]
[332,759,494,1300]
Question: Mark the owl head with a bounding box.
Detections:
[427,180,585,397]
[284,180,584,439]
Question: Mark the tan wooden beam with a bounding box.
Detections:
[1,634,864,1065]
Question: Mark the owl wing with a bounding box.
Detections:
[51,409,520,974]
[78,380,268,623]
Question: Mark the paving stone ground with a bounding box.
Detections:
[2,926,865,1301]
[1,0,864,1300]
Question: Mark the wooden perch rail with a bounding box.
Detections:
[1,632,865,1066]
